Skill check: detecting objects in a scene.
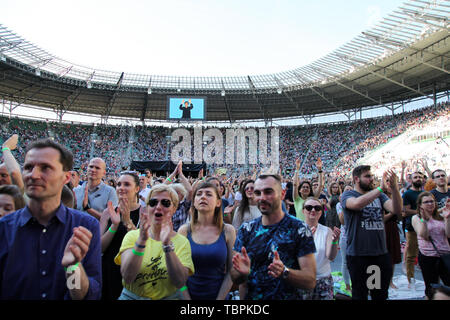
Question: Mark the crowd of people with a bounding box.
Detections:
[0,101,449,301]
[1,102,448,183]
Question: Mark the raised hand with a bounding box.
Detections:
[386,169,399,193]
[138,211,151,242]
[295,157,301,169]
[62,226,92,267]
[232,247,251,276]
[443,198,450,219]
[380,170,389,193]
[105,200,120,227]
[160,215,173,246]
[2,134,18,150]
[83,185,89,209]
[268,251,285,279]
[316,157,323,171]
[331,226,341,243]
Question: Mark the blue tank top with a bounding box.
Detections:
[186,227,227,300]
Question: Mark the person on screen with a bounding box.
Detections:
[179,99,194,119]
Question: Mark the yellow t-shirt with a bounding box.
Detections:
[114,230,194,300]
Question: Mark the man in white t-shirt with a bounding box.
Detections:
[138,174,151,207]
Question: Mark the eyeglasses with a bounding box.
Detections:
[148,198,172,208]
[422,200,435,205]
[304,205,322,212]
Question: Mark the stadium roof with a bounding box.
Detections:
[0,0,449,123]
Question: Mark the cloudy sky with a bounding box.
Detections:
[2,0,406,77]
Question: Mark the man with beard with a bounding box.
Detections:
[341,165,402,300]
[231,174,317,300]
[402,171,424,287]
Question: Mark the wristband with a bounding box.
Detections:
[132,249,145,256]
[420,218,425,223]
[377,187,384,193]
[64,262,79,273]
[2,147,10,152]
[166,177,172,182]
[108,226,117,234]
[135,242,146,249]
[332,241,339,245]
[180,286,188,292]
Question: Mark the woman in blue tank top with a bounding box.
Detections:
[178,181,236,300]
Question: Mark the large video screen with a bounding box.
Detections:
[167,96,206,121]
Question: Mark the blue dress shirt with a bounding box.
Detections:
[0,204,102,300]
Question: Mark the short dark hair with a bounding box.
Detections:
[257,174,283,191]
[61,184,74,208]
[258,174,282,184]
[25,139,73,171]
[352,165,371,179]
[0,184,26,211]
[431,169,446,179]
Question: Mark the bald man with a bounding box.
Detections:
[73,158,118,219]
[0,164,12,186]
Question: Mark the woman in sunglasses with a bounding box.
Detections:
[114,184,194,300]
[99,171,142,300]
[301,197,341,300]
[178,182,236,300]
[232,179,261,230]
[412,192,450,299]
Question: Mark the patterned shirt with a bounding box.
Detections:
[172,200,191,232]
[233,214,316,300]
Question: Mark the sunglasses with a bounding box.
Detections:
[245,186,254,191]
[148,198,172,208]
[434,174,446,179]
[422,200,435,205]
[304,205,322,212]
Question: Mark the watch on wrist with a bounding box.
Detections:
[162,242,175,253]
[282,266,290,279]
[83,203,90,211]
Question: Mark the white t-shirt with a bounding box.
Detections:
[139,187,151,207]
[232,205,261,230]
[313,223,332,279]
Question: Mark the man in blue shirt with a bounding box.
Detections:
[0,139,101,300]
[231,174,316,300]
[73,157,118,220]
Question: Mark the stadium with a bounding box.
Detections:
[0,0,449,302]
[0,0,449,179]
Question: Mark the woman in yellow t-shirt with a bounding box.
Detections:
[114,184,194,300]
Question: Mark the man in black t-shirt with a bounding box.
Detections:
[401,171,424,286]
[430,169,449,214]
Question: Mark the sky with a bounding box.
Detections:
[2,0,407,77]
